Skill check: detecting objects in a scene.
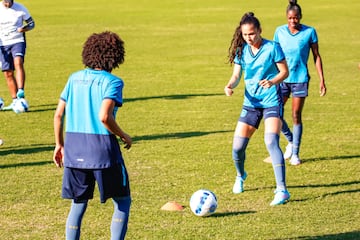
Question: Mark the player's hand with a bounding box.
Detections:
[224,85,233,96]
[121,133,132,150]
[320,85,326,97]
[259,79,274,88]
[53,145,64,168]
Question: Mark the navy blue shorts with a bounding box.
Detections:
[281,82,309,98]
[239,105,283,129]
[0,42,26,71]
[62,163,131,203]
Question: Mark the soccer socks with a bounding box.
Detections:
[66,200,88,240]
[65,197,130,240]
[111,197,131,240]
[292,124,303,156]
[264,133,286,191]
[281,119,293,143]
[232,136,249,177]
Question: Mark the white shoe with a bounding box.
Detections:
[2,100,17,111]
[289,155,301,165]
[283,143,293,159]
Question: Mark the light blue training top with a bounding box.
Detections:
[60,68,124,169]
[273,24,318,83]
[234,39,285,108]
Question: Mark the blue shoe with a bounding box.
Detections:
[270,189,290,206]
[17,89,25,99]
[232,172,247,194]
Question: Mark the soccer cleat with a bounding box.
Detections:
[289,155,301,165]
[2,99,17,111]
[16,89,25,99]
[270,189,290,206]
[232,172,247,194]
[283,143,293,159]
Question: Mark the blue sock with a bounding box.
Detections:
[264,133,286,191]
[111,197,131,240]
[293,124,303,156]
[66,200,88,240]
[232,136,249,177]
[281,119,293,143]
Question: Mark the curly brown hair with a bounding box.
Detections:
[82,31,125,72]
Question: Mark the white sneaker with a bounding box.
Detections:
[2,100,17,111]
[289,155,301,165]
[283,143,293,159]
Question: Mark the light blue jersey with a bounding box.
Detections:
[234,39,285,108]
[60,68,124,169]
[273,24,318,83]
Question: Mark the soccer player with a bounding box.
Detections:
[0,0,35,111]
[224,12,290,206]
[53,31,132,240]
[273,0,327,165]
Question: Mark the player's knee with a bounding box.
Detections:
[264,133,279,150]
[232,137,249,160]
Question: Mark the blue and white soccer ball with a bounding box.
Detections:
[13,98,29,113]
[189,189,217,217]
[0,98,4,110]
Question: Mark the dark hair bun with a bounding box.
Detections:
[246,12,255,17]
[289,0,297,5]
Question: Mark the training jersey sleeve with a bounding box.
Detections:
[273,42,286,63]
[310,28,318,44]
[104,77,124,107]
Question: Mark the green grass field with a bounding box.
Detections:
[1,0,359,239]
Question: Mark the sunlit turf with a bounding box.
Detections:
[0,0,359,239]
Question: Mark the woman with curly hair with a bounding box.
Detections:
[273,0,327,165]
[53,31,132,240]
[224,12,290,206]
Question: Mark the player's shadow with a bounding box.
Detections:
[0,160,51,169]
[287,180,359,203]
[303,154,360,162]
[243,180,360,203]
[0,143,53,169]
[209,210,256,218]
[270,230,360,240]
[132,130,231,142]
[124,93,223,103]
[25,103,58,113]
[0,143,53,156]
